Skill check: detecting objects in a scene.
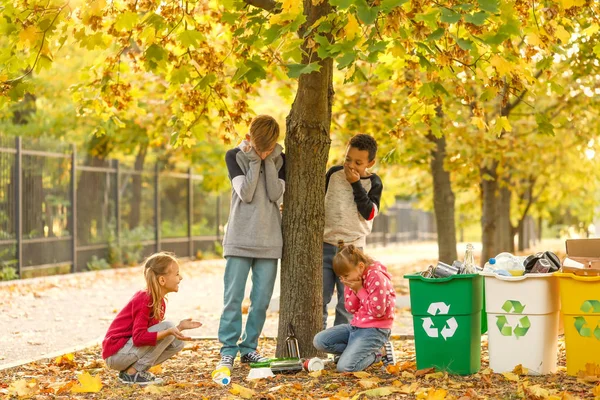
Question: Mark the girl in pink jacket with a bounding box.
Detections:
[313,245,397,372]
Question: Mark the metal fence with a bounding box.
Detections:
[0,136,228,279]
[367,200,437,247]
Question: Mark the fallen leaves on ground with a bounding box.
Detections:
[0,338,596,399]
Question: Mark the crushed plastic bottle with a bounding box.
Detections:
[494,252,525,276]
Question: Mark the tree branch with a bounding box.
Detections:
[504,69,544,115]
[243,0,277,12]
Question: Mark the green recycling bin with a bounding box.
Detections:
[405,273,483,375]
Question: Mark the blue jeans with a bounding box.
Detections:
[218,256,278,357]
[322,243,353,329]
[313,324,390,372]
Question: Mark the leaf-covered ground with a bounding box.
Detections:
[1,338,599,399]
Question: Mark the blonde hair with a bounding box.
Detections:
[249,115,280,152]
[333,244,374,276]
[143,252,179,320]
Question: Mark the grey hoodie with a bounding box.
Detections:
[222,140,285,259]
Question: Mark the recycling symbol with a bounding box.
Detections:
[574,300,600,340]
[421,302,458,341]
[496,300,530,339]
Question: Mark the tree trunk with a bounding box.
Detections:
[480,163,499,266]
[427,115,457,263]
[537,216,543,242]
[128,143,148,230]
[496,186,513,253]
[276,0,333,358]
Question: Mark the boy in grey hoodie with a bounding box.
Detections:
[216,115,285,370]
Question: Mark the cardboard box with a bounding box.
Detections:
[562,239,600,276]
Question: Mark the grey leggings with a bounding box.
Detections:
[105,321,185,372]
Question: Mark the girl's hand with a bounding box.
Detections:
[177,318,202,331]
[340,277,363,293]
[168,326,192,341]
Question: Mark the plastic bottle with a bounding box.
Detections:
[494,252,525,276]
[483,258,511,276]
[211,366,231,385]
[462,243,476,274]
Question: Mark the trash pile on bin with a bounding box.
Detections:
[405,238,600,377]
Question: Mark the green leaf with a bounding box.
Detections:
[263,25,283,45]
[221,11,238,25]
[594,42,600,58]
[465,11,488,25]
[536,114,555,136]
[145,44,167,62]
[433,82,450,96]
[170,66,191,83]
[115,11,139,31]
[478,0,499,13]
[416,42,434,54]
[356,0,380,25]
[457,38,473,50]
[535,57,552,71]
[415,10,440,29]
[427,28,444,41]
[497,18,521,37]
[244,59,267,83]
[441,8,461,24]
[337,51,356,69]
[178,30,205,48]
[330,0,353,9]
[454,3,474,11]
[286,62,321,78]
[479,87,498,101]
[419,82,436,98]
[381,0,408,12]
[198,73,216,89]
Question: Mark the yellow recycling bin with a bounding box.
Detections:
[554,272,600,376]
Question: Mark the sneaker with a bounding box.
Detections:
[382,341,397,366]
[240,351,269,364]
[217,354,235,370]
[118,370,163,386]
[333,355,341,364]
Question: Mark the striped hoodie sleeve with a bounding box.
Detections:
[351,174,383,221]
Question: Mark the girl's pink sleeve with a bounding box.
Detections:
[355,270,392,318]
[344,286,361,314]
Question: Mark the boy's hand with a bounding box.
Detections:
[340,277,363,293]
[343,164,360,183]
[245,146,262,161]
[177,318,202,331]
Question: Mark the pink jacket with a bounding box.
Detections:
[345,262,396,329]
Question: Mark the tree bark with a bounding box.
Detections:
[496,185,513,253]
[276,0,333,358]
[426,110,457,264]
[480,162,499,266]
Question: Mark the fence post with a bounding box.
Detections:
[155,163,160,252]
[115,160,121,247]
[15,137,22,278]
[71,145,77,273]
[188,168,193,259]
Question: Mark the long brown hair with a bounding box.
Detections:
[143,252,178,320]
[333,244,374,276]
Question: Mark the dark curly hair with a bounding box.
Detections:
[348,134,378,161]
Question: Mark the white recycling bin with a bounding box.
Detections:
[482,272,560,375]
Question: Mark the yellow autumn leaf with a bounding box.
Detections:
[554,24,571,43]
[71,372,103,393]
[471,117,487,130]
[229,383,255,399]
[425,371,445,379]
[555,0,585,8]
[148,364,163,375]
[8,379,39,397]
[351,386,401,399]
[497,116,512,132]
[593,384,600,397]
[353,371,372,378]
[526,384,550,398]
[346,14,360,41]
[358,378,380,389]
[582,24,599,37]
[502,372,520,382]
[526,32,542,46]
[144,384,172,394]
[490,55,513,76]
[19,26,40,45]
[427,388,448,400]
[55,353,75,365]
[282,0,302,14]
[309,369,323,378]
